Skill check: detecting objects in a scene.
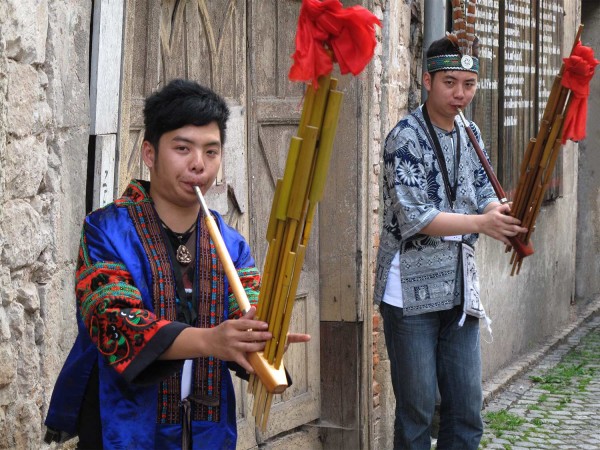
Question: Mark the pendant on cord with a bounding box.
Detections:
[176,244,193,265]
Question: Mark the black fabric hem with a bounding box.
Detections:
[122,321,190,385]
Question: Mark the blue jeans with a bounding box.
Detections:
[380,302,483,450]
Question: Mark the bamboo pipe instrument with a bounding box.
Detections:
[506,24,585,274]
[456,108,534,258]
[249,76,344,431]
[193,185,289,394]
[511,25,582,216]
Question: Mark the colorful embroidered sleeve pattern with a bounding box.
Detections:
[75,233,171,373]
[228,267,261,319]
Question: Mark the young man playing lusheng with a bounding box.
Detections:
[374,36,527,450]
[45,79,309,449]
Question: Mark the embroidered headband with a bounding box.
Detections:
[427,53,479,74]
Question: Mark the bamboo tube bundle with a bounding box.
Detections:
[245,0,380,431]
[248,74,343,431]
[507,25,591,275]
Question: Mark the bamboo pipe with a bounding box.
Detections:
[193,186,288,394]
[250,76,344,429]
[456,109,534,257]
[511,24,583,229]
[521,113,565,242]
[505,26,584,273]
[277,138,303,220]
[274,245,307,367]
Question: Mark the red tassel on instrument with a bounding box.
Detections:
[288,0,381,88]
[561,41,599,143]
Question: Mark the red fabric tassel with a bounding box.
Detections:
[561,41,599,143]
[289,0,381,88]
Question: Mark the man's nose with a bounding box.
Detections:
[190,151,205,172]
[454,85,465,98]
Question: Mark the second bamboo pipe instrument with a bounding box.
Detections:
[456,109,534,258]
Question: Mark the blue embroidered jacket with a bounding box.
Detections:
[45,180,260,449]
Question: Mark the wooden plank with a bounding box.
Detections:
[90,0,124,135]
[316,0,365,323]
[319,74,362,323]
[93,134,116,209]
[320,321,361,449]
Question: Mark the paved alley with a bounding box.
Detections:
[479,302,600,449]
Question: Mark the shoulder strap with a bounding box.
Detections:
[411,106,458,208]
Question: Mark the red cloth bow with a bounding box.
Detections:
[288,0,381,88]
[561,41,599,143]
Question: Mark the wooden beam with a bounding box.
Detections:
[320,321,361,448]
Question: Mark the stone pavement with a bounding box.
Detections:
[479,297,600,449]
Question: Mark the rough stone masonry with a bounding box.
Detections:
[0,2,91,448]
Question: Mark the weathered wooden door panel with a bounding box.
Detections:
[119,0,247,234]
[247,0,321,443]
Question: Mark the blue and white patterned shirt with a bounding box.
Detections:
[374,105,498,315]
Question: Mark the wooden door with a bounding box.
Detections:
[246,0,321,444]
[118,0,247,233]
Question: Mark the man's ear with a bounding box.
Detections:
[423,72,432,92]
[141,141,155,169]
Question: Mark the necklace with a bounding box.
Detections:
[160,219,196,265]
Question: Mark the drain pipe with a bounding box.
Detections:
[422,0,448,101]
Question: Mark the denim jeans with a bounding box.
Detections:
[380,302,483,450]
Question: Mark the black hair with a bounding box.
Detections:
[143,79,230,151]
[426,35,480,59]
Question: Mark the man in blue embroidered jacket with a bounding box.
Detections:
[374,37,527,449]
[44,79,310,449]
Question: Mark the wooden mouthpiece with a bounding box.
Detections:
[193,186,289,394]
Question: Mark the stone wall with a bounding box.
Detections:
[0,1,90,448]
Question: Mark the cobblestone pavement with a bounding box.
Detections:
[479,300,600,450]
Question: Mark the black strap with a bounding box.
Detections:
[160,224,198,325]
[414,106,467,295]
[416,104,461,207]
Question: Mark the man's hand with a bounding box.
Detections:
[283,332,311,353]
[480,203,528,245]
[159,306,271,373]
[207,306,273,373]
[160,307,311,374]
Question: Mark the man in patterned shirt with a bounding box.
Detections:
[45,79,310,449]
[374,36,527,450]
